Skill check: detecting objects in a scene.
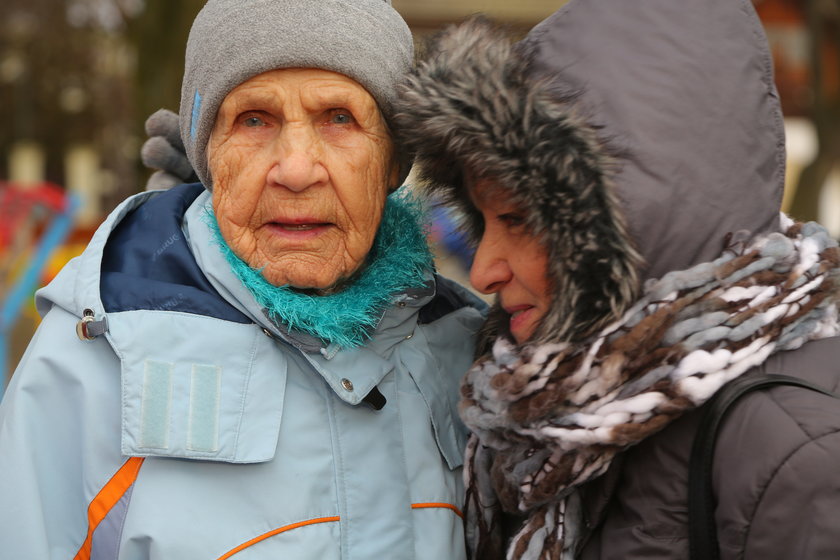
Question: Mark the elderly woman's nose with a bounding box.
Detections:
[469,236,512,295]
[266,128,329,191]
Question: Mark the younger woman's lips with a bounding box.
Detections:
[508,305,535,339]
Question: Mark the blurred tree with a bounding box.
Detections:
[788,0,840,223]
[106,0,203,208]
[125,0,204,129]
[0,0,203,215]
[0,0,107,184]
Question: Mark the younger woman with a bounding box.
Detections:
[395,1,840,558]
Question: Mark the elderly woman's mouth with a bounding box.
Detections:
[278,223,321,230]
[266,221,332,239]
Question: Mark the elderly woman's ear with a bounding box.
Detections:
[387,157,403,194]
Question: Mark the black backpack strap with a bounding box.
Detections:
[689,374,840,560]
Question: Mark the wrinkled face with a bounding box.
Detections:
[468,177,551,344]
[208,68,398,289]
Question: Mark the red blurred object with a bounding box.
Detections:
[0,181,68,250]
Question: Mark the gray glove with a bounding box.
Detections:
[140,109,198,191]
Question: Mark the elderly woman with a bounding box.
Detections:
[395,1,840,559]
[0,1,484,558]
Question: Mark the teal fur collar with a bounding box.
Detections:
[208,191,434,348]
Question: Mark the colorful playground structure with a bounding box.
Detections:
[0,181,82,399]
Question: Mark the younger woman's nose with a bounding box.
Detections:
[469,235,512,295]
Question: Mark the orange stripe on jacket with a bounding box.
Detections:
[74,457,145,560]
[216,516,341,560]
[411,502,464,518]
[216,504,461,558]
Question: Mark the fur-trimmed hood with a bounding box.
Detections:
[394,0,785,347]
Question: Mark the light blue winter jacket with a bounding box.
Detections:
[0,184,485,559]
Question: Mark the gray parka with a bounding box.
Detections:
[526,2,840,557]
[395,0,840,558]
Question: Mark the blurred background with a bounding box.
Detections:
[1,0,839,386]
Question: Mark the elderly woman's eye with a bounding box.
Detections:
[329,110,354,125]
[242,115,266,127]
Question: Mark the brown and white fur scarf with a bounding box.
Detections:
[460,215,840,559]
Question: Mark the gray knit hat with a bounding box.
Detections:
[179,0,414,189]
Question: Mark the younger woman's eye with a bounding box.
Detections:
[498,213,526,228]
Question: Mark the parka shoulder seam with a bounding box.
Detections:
[764,383,840,440]
[740,412,840,555]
